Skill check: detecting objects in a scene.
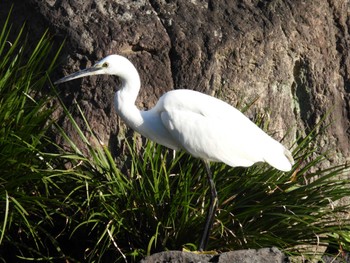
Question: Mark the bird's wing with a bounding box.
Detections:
[159,89,293,171]
[160,109,258,167]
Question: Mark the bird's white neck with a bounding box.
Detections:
[119,77,140,104]
[114,73,144,130]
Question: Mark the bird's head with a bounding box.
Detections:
[54,55,136,85]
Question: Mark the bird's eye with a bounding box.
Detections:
[102,62,109,68]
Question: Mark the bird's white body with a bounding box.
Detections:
[56,54,293,172]
[108,55,293,172]
[135,89,292,171]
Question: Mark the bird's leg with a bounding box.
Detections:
[198,160,218,251]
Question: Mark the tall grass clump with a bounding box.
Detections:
[53,101,350,262]
[0,11,64,261]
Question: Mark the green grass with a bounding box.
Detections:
[0,10,66,261]
[44,104,350,262]
[1,8,350,263]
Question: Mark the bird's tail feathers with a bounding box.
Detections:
[264,146,294,172]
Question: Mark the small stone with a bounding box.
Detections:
[140,247,289,263]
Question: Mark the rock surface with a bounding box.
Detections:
[140,247,288,263]
[2,0,349,166]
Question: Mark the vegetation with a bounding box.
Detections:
[1,10,350,263]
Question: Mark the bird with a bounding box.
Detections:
[55,54,294,251]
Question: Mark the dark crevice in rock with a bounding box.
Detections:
[292,58,316,132]
[148,0,177,90]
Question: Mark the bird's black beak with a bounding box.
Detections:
[54,66,103,85]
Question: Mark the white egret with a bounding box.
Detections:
[55,54,294,251]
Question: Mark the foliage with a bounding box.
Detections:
[0,10,65,261]
[1,8,350,263]
[53,103,350,262]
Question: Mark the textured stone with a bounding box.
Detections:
[2,0,349,167]
[140,247,289,263]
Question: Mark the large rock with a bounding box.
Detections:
[2,0,349,167]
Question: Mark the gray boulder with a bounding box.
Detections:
[2,0,349,167]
